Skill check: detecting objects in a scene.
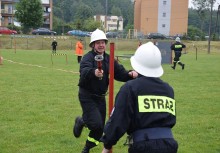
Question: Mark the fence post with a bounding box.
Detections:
[27,38,29,49]
[11,36,13,49]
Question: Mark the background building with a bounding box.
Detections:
[0,0,17,26]
[0,0,53,30]
[134,0,189,36]
[0,1,1,25]
[94,15,123,31]
[41,0,53,30]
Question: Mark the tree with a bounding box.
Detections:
[111,6,122,16]
[83,18,102,31]
[15,0,43,33]
[192,0,217,10]
[192,0,208,31]
[188,25,205,40]
[192,0,217,31]
[192,0,217,53]
[53,0,134,30]
[74,3,93,20]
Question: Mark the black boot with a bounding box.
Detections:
[81,146,90,153]
[178,62,185,70]
[182,64,185,70]
[73,116,84,138]
[171,62,176,70]
[81,141,96,153]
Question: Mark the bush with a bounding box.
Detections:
[7,24,22,34]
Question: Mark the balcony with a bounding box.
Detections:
[1,0,15,4]
[1,9,13,14]
[1,9,14,17]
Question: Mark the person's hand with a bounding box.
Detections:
[128,70,138,78]
[95,69,103,78]
[102,148,110,153]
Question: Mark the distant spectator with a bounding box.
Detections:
[51,39,58,53]
[75,39,84,63]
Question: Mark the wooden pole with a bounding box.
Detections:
[208,0,214,54]
[14,38,16,54]
[0,37,2,65]
[51,54,53,65]
[66,54,68,64]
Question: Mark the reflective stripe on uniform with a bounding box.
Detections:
[138,95,175,115]
[87,136,99,145]
[174,45,182,49]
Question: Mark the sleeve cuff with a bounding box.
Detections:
[104,144,112,150]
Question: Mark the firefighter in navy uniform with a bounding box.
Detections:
[101,42,178,153]
[73,29,138,153]
[51,39,58,53]
[171,37,186,70]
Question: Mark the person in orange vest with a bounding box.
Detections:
[75,39,84,63]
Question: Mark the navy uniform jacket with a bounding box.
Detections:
[51,41,57,47]
[78,50,133,96]
[170,42,186,52]
[100,76,176,149]
[170,42,186,59]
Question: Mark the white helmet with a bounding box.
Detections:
[130,42,163,77]
[175,37,181,42]
[89,29,108,47]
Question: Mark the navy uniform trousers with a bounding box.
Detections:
[128,139,178,153]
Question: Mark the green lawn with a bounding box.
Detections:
[0,45,220,153]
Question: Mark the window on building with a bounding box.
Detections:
[1,4,5,9]
[163,13,166,17]
[162,24,166,28]
[107,16,111,20]
[8,17,13,24]
[163,1,167,5]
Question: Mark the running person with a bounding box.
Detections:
[170,37,186,70]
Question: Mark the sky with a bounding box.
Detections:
[188,0,220,10]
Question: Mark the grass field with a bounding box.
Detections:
[0,41,220,153]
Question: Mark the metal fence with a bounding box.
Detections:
[0,35,88,51]
[0,35,172,64]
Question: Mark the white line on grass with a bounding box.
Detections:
[4,59,79,74]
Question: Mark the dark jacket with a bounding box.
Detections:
[100,76,176,149]
[170,42,186,52]
[78,50,133,95]
[51,41,57,47]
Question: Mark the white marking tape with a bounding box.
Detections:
[4,59,79,74]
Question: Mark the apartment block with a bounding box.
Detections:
[0,0,53,30]
[94,15,123,31]
[134,0,188,36]
[41,0,53,30]
[0,0,17,26]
